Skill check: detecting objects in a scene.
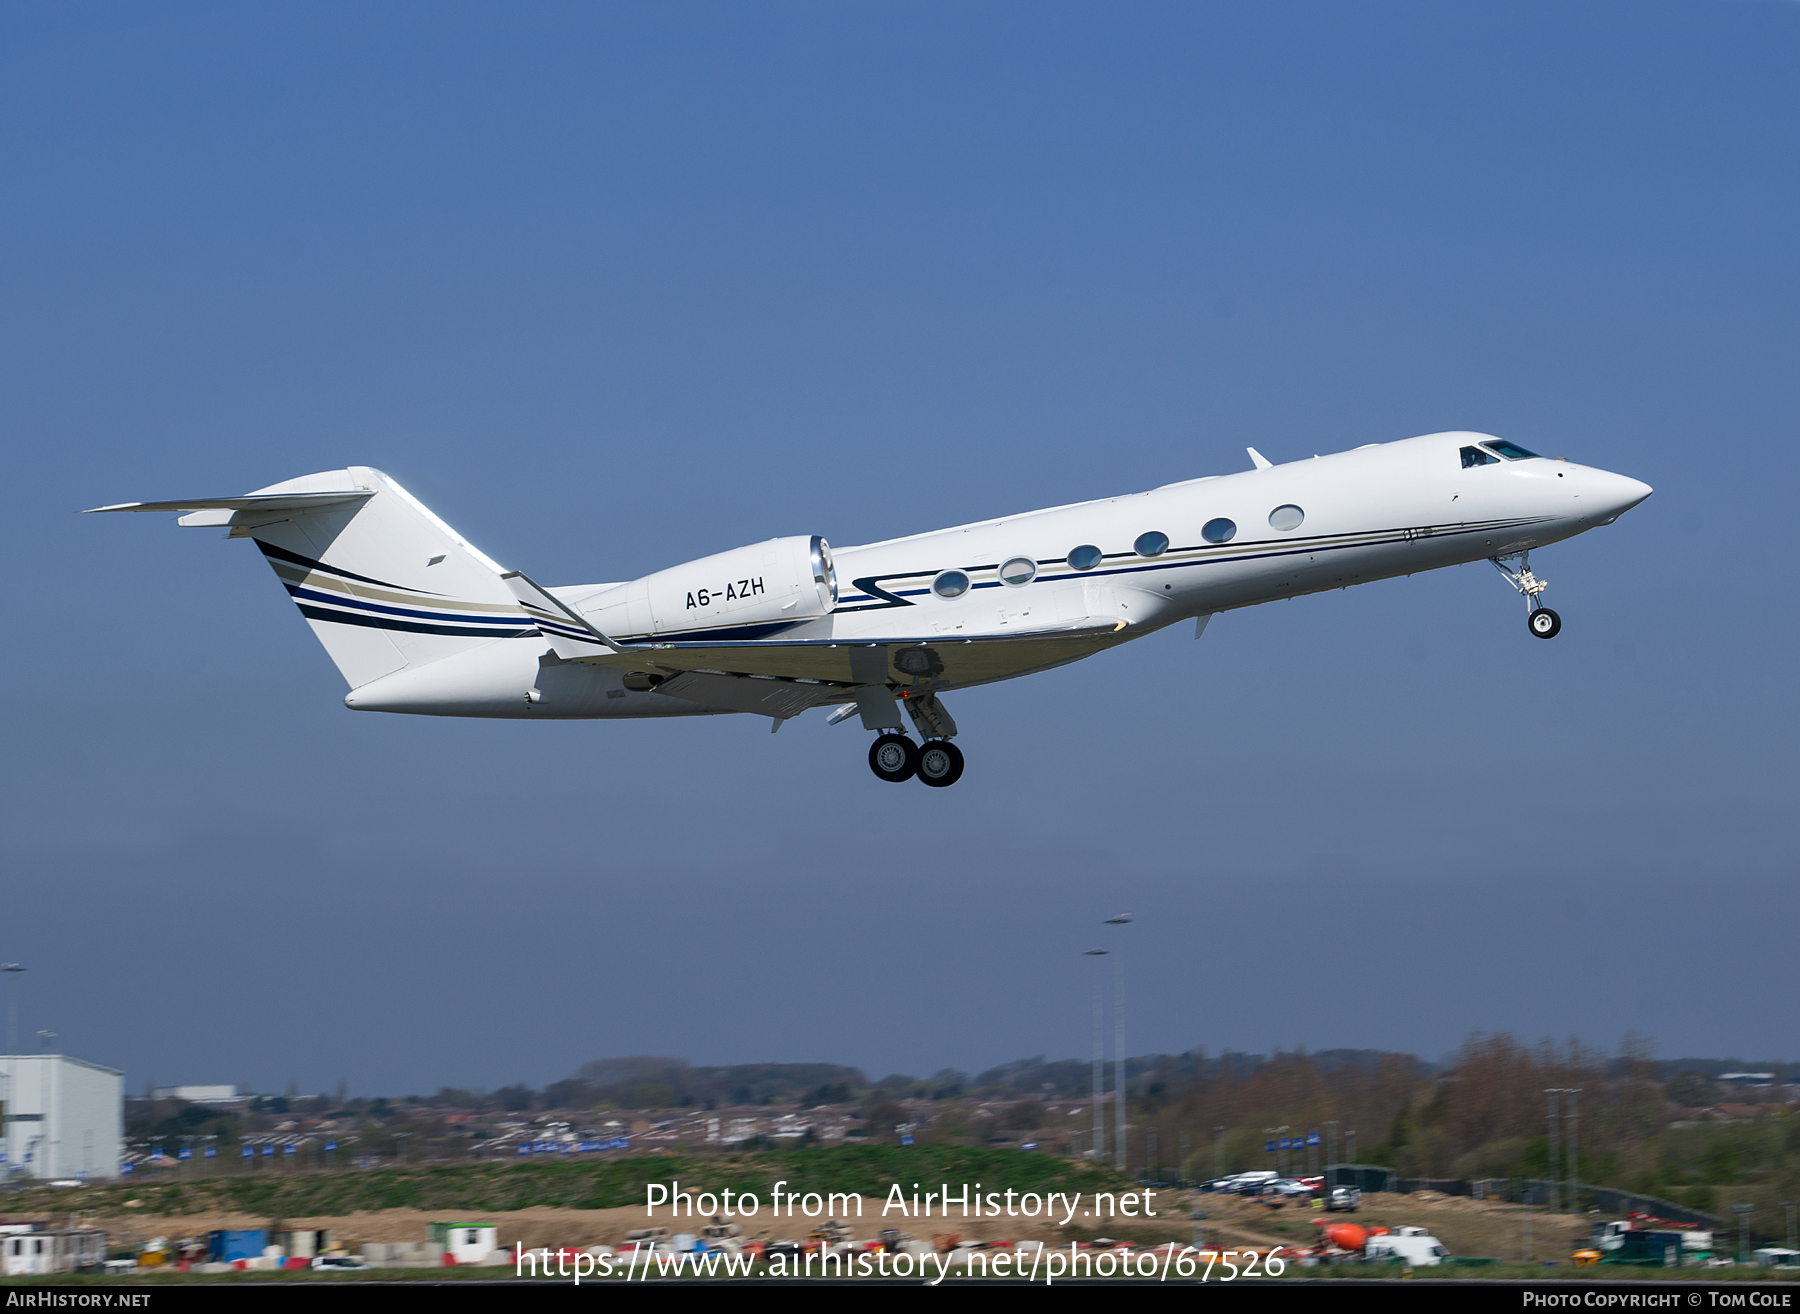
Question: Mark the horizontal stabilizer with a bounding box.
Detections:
[84,491,374,516]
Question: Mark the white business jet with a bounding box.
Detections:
[90,431,1650,787]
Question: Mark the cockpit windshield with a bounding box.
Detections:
[1460,446,1500,468]
[1482,439,1542,460]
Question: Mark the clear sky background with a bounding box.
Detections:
[2,2,1794,1098]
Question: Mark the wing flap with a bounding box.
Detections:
[652,671,844,719]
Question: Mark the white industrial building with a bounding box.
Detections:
[152,1084,239,1105]
[1,1055,124,1181]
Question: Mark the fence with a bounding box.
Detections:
[1320,1165,1727,1230]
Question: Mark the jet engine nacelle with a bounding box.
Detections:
[580,535,838,638]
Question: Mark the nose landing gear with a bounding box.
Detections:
[1491,551,1561,639]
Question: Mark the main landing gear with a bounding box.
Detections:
[867,735,965,787]
[1491,550,1561,640]
[865,688,966,787]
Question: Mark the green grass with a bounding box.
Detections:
[14,1146,1133,1219]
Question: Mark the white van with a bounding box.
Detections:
[1365,1229,1448,1266]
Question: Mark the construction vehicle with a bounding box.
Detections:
[1581,1219,1712,1267]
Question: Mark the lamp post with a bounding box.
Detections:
[1565,1089,1581,1213]
[1104,914,1131,1173]
[1,965,25,1056]
[1546,1088,1580,1213]
[1082,950,1107,1162]
[1544,1089,1562,1213]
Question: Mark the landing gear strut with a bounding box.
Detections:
[859,689,967,786]
[1491,551,1561,639]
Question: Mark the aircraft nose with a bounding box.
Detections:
[1586,469,1653,524]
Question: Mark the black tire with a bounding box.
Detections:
[916,740,965,788]
[1529,607,1562,639]
[868,734,919,783]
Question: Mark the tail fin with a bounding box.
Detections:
[89,467,534,688]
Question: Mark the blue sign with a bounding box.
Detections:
[325,1142,337,1152]
[262,1145,274,1157]
[204,1146,216,1159]
[179,1147,191,1160]
[517,1145,530,1155]
[284,1144,296,1156]
[1021,1142,1038,1150]
[1307,1133,1321,1147]
[900,1136,914,1146]
[120,1163,133,1175]
[241,1146,253,1158]
[1279,1138,1291,1151]
[1264,1140,1275,1153]
[0,1153,7,1164]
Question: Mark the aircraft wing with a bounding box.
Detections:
[503,568,1132,695]
[574,625,1131,689]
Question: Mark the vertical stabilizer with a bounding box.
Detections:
[91,468,536,688]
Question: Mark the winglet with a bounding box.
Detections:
[1246,447,1272,470]
[500,571,629,658]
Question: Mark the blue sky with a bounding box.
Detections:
[2,1,1795,1097]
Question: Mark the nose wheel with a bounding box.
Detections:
[1492,551,1562,639]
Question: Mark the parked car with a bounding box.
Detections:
[1325,1186,1361,1212]
[311,1255,368,1270]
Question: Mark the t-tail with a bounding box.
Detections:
[87,467,535,689]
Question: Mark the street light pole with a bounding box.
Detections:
[1566,1089,1581,1214]
[1545,1090,1561,1213]
[1105,914,1131,1174]
[1082,950,1107,1163]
